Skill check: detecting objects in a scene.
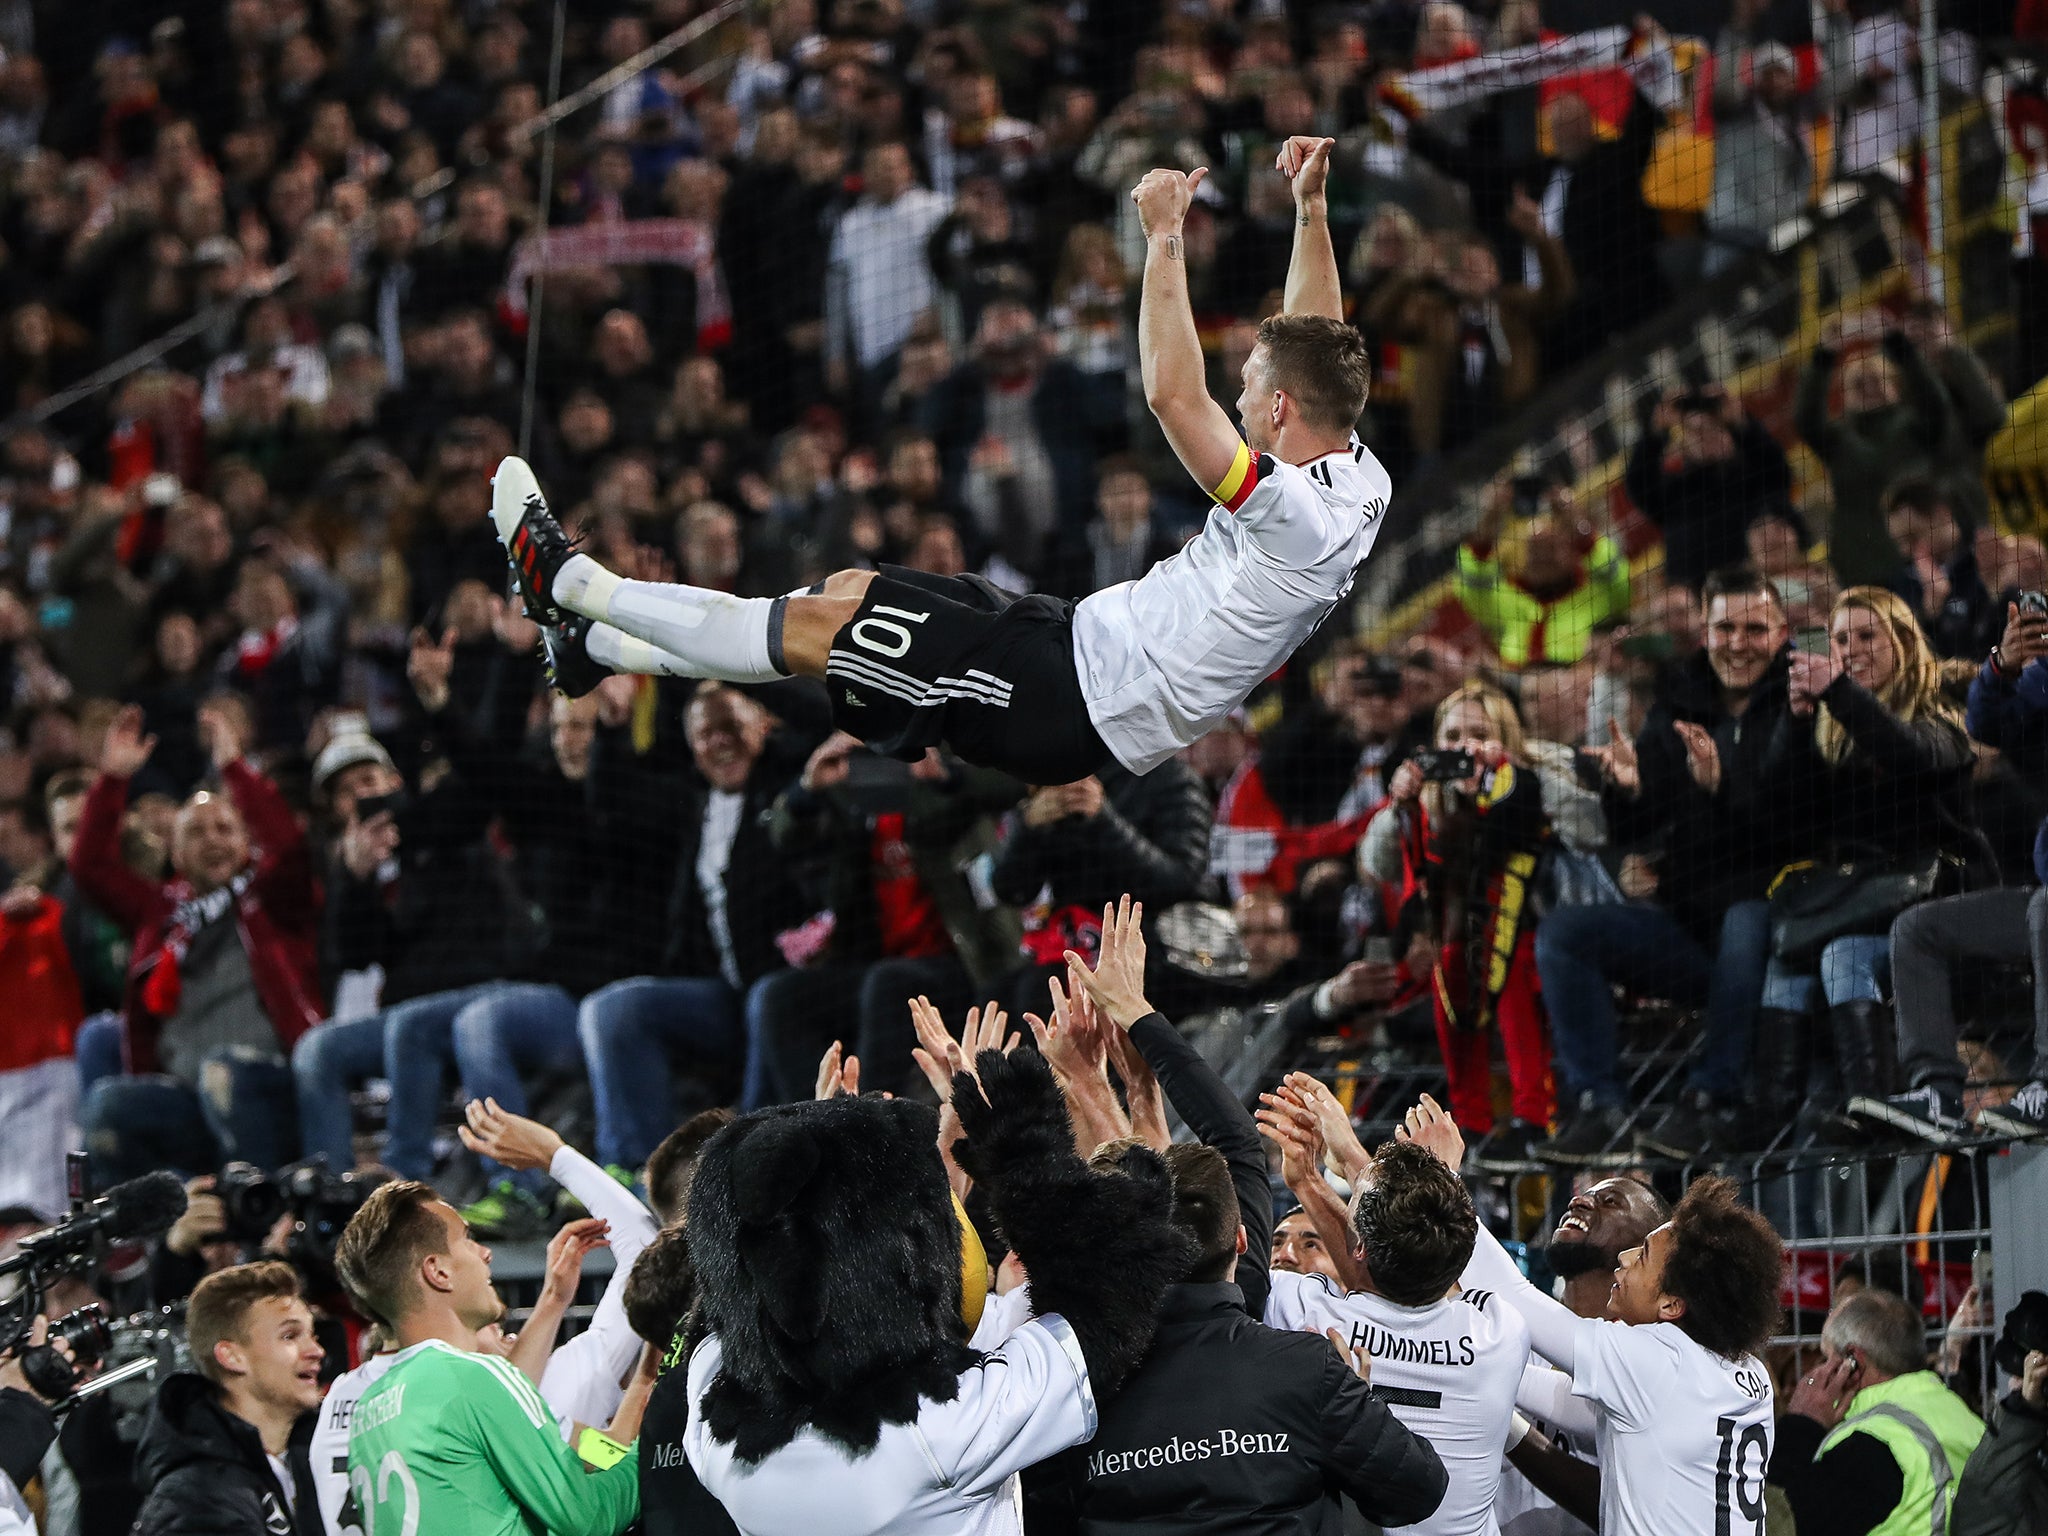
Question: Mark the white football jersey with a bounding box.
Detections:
[685,1314,1095,1536]
[1072,435,1390,774]
[1265,1268,1528,1536]
[1571,1318,1774,1536]
[311,1354,395,1536]
[1495,1362,1598,1536]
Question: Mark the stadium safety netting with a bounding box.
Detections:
[4,0,2048,1473]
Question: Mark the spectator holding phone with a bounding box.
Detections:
[1754,588,1987,1138]
[1769,1289,1985,1536]
[1854,597,2048,1142]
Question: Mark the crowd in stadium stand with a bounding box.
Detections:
[5,4,2048,1536]
[0,0,2043,1250]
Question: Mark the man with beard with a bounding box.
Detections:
[1496,1177,1670,1535]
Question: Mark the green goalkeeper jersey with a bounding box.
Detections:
[346,1339,639,1536]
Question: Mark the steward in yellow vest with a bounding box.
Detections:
[1770,1290,1986,1536]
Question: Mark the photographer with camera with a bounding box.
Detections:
[1952,1292,2048,1536]
[1624,384,1795,593]
[1363,681,1559,1169]
[0,1314,93,1530]
[130,1261,327,1536]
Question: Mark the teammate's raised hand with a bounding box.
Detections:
[1065,895,1150,1029]
[1132,166,1208,238]
[1396,1093,1466,1172]
[459,1096,565,1172]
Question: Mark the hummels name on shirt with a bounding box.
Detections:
[1087,1430,1292,1478]
[1341,1322,1476,1367]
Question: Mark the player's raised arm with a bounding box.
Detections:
[1134,166,1243,496]
[1277,136,1342,322]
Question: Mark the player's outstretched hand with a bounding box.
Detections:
[813,1040,861,1100]
[1065,895,1150,1029]
[1256,1087,1328,1195]
[1132,166,1207,238]
[459,1097,566,1173]
[1396,1093,1466,1173]
[1275,135,1335,203]
[540,1217,610,1306]
[1285,1071,1372,1181]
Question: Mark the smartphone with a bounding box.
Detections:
[1510,475,1547,518]
[2017,590,2048,620]
[1794,626,1831,657]
[354,791,403,823]
[1363,937,1397,966]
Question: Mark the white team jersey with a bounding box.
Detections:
[1570,1318,1773,1536]
[1265,1268,1529,1536]
[312,1355,396,1536]
[1495,1362,1598,1536]
[1072,434,1390,774]
[685,1313,1096,1536]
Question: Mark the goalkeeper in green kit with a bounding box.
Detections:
[334,1180,646,1536]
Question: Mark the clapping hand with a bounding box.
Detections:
[1671,720,1722,794]
[909,996,1018,1104]
[1024,968,1110,1088]
[1585,716,1639,795]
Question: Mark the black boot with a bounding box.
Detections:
[1820,1001,1900,1141]
[1828,1000,1899,1103]
[1748,1008,1811,1145]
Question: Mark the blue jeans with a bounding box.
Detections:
[75,1012,125,1096]
[1535,898,1771,1106]
[1761,935,1891,1012]
[452,983,581,1193]
[82,1049,297,1183]
[578,976,744,1169]
[292,983,510,1179]
[742,956,975,1109]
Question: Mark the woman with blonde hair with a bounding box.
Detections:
[1761,585,1991,1137]
[1365,680,1578,1168]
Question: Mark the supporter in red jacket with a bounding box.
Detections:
[0,882,85,1218]
[70,701,323,1183]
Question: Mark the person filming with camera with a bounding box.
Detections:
[1363,681,1557,1169]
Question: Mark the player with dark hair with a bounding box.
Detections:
[643,1107,734,1227]
[1257,1110,1528,1536]
[1404,1097,1782,1536]
[489,137,1389,786]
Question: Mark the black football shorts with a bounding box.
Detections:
[824,566,1109,785]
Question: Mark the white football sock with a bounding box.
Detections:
[560,561,788,682]
[586,623,707,678]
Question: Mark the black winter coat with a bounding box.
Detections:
[1061,1282,1448,1536]
[662,739,813,988]
[130,1373,321,1536]
[990,760,1212,913]
[1604,646,1822,940]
